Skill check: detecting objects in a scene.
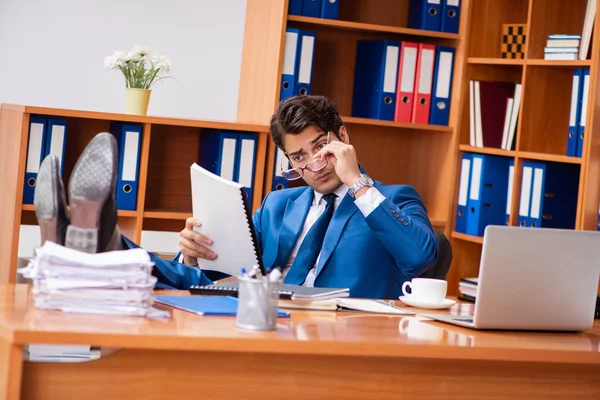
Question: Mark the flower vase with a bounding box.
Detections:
[125,88,151,115]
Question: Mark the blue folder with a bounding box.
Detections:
[567,69,583,157]
[408,0,442,31]
[352,40,400,121]
[429,46,455,126]
[455,153,472,234]
[320,0,339,19]
[155,295,290,317]
[45,118,68,176]
[294,30,316,96]
[111,122,143,211]
[465,154,511,237]
[288,0,302,15]
[520,161,579,229]
[199,130,257,209]
[441,0,461,33]
[576,69,590,158]
[301,0,321,17]
[280,28,301,101]
[23,117,48,204]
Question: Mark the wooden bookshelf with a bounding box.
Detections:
[449,0,600,293]
[0,104,269,283]
[237,0,472,265]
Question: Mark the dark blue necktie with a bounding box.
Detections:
[284,193,337,285]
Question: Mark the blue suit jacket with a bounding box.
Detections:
[252,181,438,299]
[130,180,438,299]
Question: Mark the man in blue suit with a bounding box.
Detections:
[174,95,439,299]
[33,95,438,299]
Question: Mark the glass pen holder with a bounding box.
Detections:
[236,276,280,331]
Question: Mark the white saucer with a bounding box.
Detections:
[398,296,456,310]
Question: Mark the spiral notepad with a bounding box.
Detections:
[190,163,264,276]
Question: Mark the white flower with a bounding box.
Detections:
[129,45,151,61]
[157,55,172,73]
[103,50,126,69]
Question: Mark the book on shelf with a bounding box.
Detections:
[458,277,478,303]
[469,80,521,150]
[545,34,580,60]
[579,0,596,60]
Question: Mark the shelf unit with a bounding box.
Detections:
[0,104,269,283]
[449,0,600,287]
[237,0,473,277]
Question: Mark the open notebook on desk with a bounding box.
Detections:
[278,298,414,315]
[190,281,349,301]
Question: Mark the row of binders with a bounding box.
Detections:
[456,153,579,237]
[288,0,339,19]
[280,28,316,101]
[287,0,462,34]
[198,130,258,209]
[23,118,143,211]
[352,40,455,126]
[567,69,590,158]
[24,119,259,211]
[408,0,461,34]
[468,80,521,150]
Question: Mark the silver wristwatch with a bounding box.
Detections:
[348,174,373,197]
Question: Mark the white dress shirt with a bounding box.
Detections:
[180,184,386,286]
[282,184,386,286]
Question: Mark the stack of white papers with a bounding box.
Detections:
[24,344,100,363]
[18,241,169,318]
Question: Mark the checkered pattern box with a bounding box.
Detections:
[501,24,527,59]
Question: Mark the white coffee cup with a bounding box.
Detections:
[401,278,447,304]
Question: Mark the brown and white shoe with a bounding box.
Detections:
[34,154,70,245]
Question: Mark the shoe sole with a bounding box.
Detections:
[34,155,61,244]
[66,133,118,253]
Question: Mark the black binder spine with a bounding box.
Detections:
[240,187,265,274]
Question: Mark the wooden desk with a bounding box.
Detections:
[2,284,600,400]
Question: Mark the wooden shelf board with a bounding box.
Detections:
[0,104,269,132]
[517,151,583,164]
[143,210,191,220]
[430,219,447,227]
[451,231,484,244]
[458,145,516,157]
[342,116,452,132]
[22,204,137,218]
[117,210,138,218]
[526,59,592,66]
[468,58,592,67]
[287,16,460,40]
[468,58,524,66]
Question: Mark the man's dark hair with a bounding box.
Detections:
[269,95,345,152]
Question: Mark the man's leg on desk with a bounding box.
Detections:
[34,132,213,290]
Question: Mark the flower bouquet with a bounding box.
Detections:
[104,45,172,115]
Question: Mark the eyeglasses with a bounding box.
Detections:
[281,131,330,181]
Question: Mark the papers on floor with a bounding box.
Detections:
[24,344,101,363]
[18,241,169,318]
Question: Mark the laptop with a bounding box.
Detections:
[425,226,600,331]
